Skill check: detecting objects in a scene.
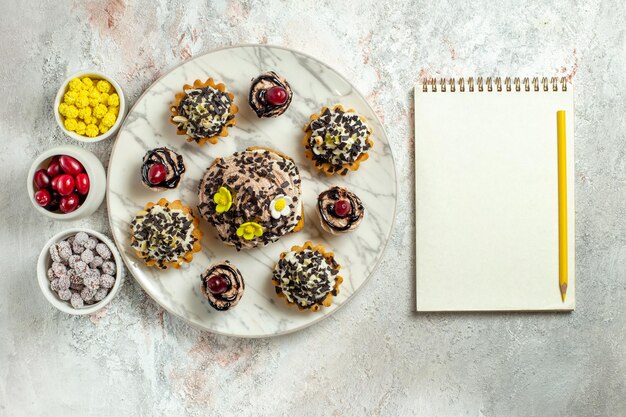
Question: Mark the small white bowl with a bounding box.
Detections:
[37,228,123,315]
[54,70,127,143]
[27,144,106,221]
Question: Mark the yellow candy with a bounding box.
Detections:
[68,78,84,91]
[99,123,110,134]
[89,88,100,99]
[88,98,99,107]
[58,103,68,116]
[83,115,94,124]
[109,106,119,116]
[77,107,91,120]
[98,92,109,104]
[102,112,116,128]
[65,105,79,119]
[93,103,108,119]
[81,77,94,88]
[85,124,99,138]
[63,90,78,105]
[96,80,111,94]
[64,118,78,132]
[75,95,89,109]
[107,93,119,107]
[75,121,86,135]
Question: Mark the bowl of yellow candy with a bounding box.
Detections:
[54,71,126,143]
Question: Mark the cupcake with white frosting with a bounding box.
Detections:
[273,241,343,312]
[303,104,373,175]
[130,198,202,269]
[169,78,238,146]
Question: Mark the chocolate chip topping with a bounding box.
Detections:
[317,186,365,234]
[173,86,234,140]
[141,147,186,189]
[305,107,371,168]
[130,205,197,269]
[248,71,293,118]
[197,149,303,250]
[200,261,245,311]
[273,249,339,309]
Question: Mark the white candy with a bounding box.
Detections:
[81,248,94,264]
[57,289,72,301]
[95,243,112,260]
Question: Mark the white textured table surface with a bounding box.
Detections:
[2,1,625,416]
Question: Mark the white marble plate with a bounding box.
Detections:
[107,45,396,337]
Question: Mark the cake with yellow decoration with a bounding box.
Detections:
[169,78,238,145]
[197,147,304,250]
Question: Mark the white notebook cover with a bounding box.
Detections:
[414,78,575,311]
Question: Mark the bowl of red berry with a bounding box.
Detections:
[27,145,106,220]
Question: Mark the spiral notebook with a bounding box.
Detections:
[414,77,575,311]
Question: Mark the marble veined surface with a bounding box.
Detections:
[1,0,625,416]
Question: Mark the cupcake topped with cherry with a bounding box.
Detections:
[317,186,365,235]
[32,155,90,214]
[140,147,186,191]
[248,71,293,118]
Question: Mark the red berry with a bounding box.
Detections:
[266,86,288,106]
[75,173,90,195]
[46,158,62,177]
[333,200,352,217]
[59,193,80,213]
[59,155,84,176]
[207,275,229,295]
[56,174,75,196]
[147,163,167,185]
[34,189,51,207]
[48,191,61,211]
[51,175,60,191]
[33,169,50,189]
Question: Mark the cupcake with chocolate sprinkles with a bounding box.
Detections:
[141,147,186,191]
[169,78,238,145]
[248,71,293,118]
[303,104,373,175]
[200,261,244,311]
[130,198,202,269]
[197,147,304,250]
[273,241,343,312]
[317,186,365,234]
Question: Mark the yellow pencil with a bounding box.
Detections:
[557,111,568,302]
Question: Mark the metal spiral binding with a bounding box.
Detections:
[421,76,568,92]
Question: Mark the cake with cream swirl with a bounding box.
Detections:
[197,147,304,250]
[200,261,245,311]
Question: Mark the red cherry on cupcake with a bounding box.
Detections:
[34,189,51,207]
[33,169,50,189]
[59,155,84,176]
[55,174,75,196]
[333,200,352,217]
[75,173,90,195]
[266,86,288,106]
[207,275,229,295]
[59,193,80,213]
[147,163,167,185]
[46,158,62,177]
